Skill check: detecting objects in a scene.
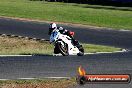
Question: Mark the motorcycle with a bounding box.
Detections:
[50,29,84,56]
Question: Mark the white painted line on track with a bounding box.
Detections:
[43,77,71,79]
[85,49,127,55]
[53,49,127,56]
[0,77,71,80]
[53,54,62,56]
[18,78,37,80]
[0,55,32,57]
[119,29,131,32]
[0,79,9,81]
[0,49,128,57]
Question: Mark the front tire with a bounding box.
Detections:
[57,42,68,56]
[54,45,60,54]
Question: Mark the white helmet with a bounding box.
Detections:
[48,23,57,35]
[49,23,57,29]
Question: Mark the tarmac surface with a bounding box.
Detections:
[0,17,132,88]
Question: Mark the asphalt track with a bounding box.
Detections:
[0,17,132,88]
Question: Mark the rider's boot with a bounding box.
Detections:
[68,34,82,48]
[72,39,82,48]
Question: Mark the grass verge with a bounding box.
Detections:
[0,36,121,55]
[0,78,76,88]
[0,0,132,30]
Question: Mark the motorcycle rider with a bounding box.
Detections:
[48,23,81,52]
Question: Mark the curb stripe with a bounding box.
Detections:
[0,33,50,41]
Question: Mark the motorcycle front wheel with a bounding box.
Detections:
[57,42,68,56]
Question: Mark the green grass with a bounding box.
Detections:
[0,36,53,55]
[0,36,121,55]
[83,43,121,53]
[0,0,132,30]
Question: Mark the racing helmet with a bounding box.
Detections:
[48,23,57,35]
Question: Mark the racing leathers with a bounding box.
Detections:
[56,27,80,46]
